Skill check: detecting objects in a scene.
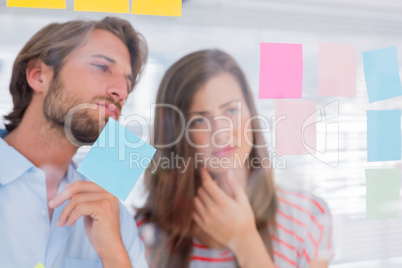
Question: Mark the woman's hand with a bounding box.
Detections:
[49,181,131,268]
[193,169,256,250]
[193,169,275,268]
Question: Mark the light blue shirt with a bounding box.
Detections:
[0,133,148,268]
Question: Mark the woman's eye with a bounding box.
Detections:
[227,108,238,115]
[189,117,209,129]
[192,118,205,125]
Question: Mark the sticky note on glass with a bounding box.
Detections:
[74,0,130,13]
[7,0,66,9]
[132,0,182,16]
[275,100,316,155]
[259,43,303,99]
[34,263,45,268]
[318,43,356,97]
[363,46,402,103]
[366,169,400,220]
[367,110,401,162]
[77,118,156,201]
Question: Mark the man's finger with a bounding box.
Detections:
[57,193,106,227]
[65,200,113,226]
[49,181,104,208]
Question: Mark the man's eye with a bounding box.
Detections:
[93,64,108,72]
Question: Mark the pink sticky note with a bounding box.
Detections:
[275,100,316,155]
[318,43,356,97]
[259,43,303,99]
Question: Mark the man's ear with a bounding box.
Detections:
[26,58,53,94]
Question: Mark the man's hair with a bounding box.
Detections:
[4,16,148,132]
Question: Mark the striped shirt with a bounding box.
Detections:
[137,188,333,268]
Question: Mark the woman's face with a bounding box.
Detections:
[187,72,254,175]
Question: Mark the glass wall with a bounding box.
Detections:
[1,0,402,266]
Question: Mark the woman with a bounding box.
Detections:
[135,49,333,268]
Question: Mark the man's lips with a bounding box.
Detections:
[212,146,236,157]
[96,102,119,118]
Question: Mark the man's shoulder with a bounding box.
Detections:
[0,129,8,139]
[0,130,36,185]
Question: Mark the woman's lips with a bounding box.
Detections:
[212,146,236,157]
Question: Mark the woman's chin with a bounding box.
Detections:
[207,166,232,176]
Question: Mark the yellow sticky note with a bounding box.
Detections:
[132,0,182,16]
[7,0,66,9]
[34,263,45,268]
[74,0,130,13]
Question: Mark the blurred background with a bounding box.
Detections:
[1,0,402,266]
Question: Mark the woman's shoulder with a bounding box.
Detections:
[274,186,334,265]
[274,186,332,239]
[135,215,158,247]
[276,186,331,218]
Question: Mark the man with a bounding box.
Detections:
[0,17,148,268]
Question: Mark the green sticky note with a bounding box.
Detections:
[366,169,400,220]
[34,263,45,268]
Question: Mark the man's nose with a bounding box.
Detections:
[106,75,128,103]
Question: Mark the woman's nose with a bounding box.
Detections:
[212,117,234,146]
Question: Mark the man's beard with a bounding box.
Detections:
[43,73,116,145]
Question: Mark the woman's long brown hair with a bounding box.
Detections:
[136,49,277,267]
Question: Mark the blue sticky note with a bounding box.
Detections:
[363,47,402,103]
[367,110,401,162]
[77,118,156,201]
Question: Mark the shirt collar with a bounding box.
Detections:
[0,129,85,185]
[65,160,86,184]
[0,130,35,185]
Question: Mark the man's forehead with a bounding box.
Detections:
[80,29,125,52]
[68,29,131,68]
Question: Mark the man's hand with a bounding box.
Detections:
[49,181,132,268]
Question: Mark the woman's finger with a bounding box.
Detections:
[200,169,229,204]
[194,196,208,220]
[199,168,214,182]
[193,212,204,226]
[197,187,215,211]
[226,170,247,202]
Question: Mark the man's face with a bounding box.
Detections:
[44,29,133,144]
